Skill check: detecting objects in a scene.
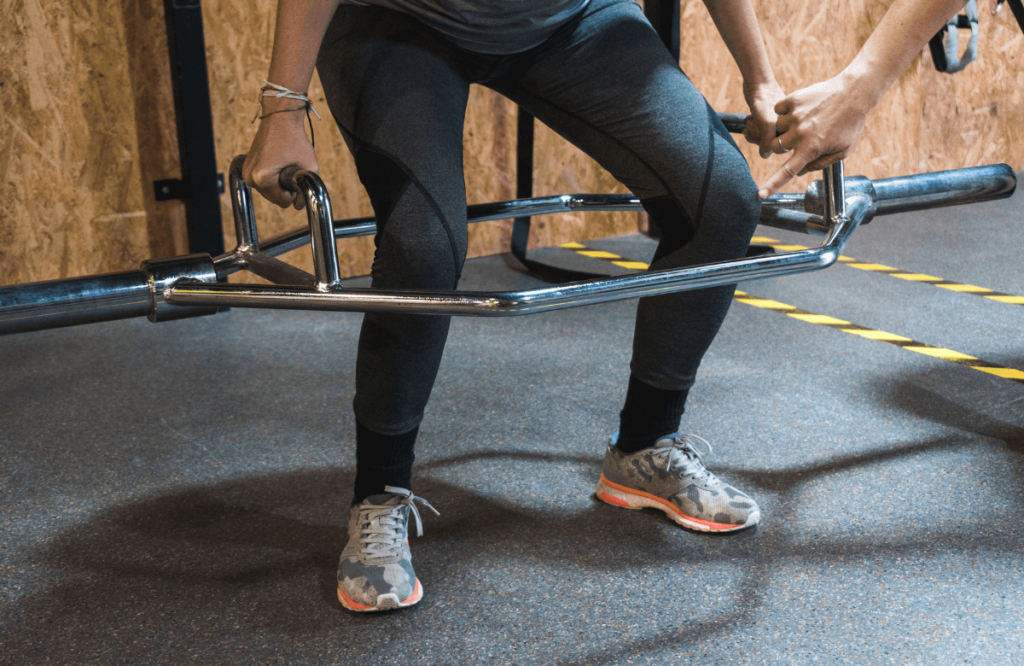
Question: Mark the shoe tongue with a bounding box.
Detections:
[364,492,402,506]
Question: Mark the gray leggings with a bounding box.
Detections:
[316,0,762,435]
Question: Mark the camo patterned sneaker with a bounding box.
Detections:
[337,486,439,612]
[596,432,760,532]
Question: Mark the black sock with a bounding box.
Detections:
[353,419,418,504]
[616,375,688,454]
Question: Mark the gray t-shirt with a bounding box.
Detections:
[336,0,591,54]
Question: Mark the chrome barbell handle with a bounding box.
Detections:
[278,165,343,291]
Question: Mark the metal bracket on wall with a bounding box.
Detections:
[153,172,224,200]
[153,174,225,202]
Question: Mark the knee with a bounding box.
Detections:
[645,170,761,264]
[371,222,465,290]
[727,175,762,236]
[707,146,761,231]
[355,147,468,289]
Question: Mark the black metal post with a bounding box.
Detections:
[511,108,535,256]
[162,0,225,257]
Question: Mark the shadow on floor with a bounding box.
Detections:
[2,456,757,663]
[6,409,1023,665]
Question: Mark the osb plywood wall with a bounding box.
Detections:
[0,0,185,285]
[2,0,1021,287]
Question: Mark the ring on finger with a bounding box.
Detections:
[777,137,791,153]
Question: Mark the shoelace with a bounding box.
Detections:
[357,486,440,560]
[656,434,715,484]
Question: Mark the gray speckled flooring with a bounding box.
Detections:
[2,176,1023,665]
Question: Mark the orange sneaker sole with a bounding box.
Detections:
[596,475,757,533]
[338,577,423,612]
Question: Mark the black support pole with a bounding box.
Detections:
[162,0,225,257]
[511,108,535,255]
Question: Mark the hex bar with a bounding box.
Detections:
[1,163,1015,335]
[243,251,316,287]
[166,195,871,317]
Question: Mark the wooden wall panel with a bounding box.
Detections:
[2,0,1021,288]
[1,0,152,284]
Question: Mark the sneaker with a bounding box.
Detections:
[337,486,439,612]
[596,433,760,532]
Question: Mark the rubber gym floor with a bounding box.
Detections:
[2,175,1022,665]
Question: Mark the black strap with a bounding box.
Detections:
[928,16,973,72]
[929,2,978,73]
[928,29,951,72]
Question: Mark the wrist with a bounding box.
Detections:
[840,59,889,113]
[742,75,780,101]
[255,94,312,126]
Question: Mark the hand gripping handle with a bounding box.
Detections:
[278,165,304,192]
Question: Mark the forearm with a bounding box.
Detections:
[841,0,968,109]
[702,0,776,89]
[263,0,341,112]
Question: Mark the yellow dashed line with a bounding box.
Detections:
[561,241,1024,385]
[560,242,651,270]
[892,273,943,282]
[901,346,976,361]
[788,313,850,325]
[612,260,650,270]
[975,367,1024,380]
[840,329,912,342]
[936,284,992,293]
[736,297,796,311]
[750,293,1023,384]
[577,250,621,259]
[752,239,1024,308]
[848,263,898,272]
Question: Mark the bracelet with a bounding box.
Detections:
[252,80,322,147]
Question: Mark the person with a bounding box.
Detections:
[756,0,971,198]
[244,0,784,612]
